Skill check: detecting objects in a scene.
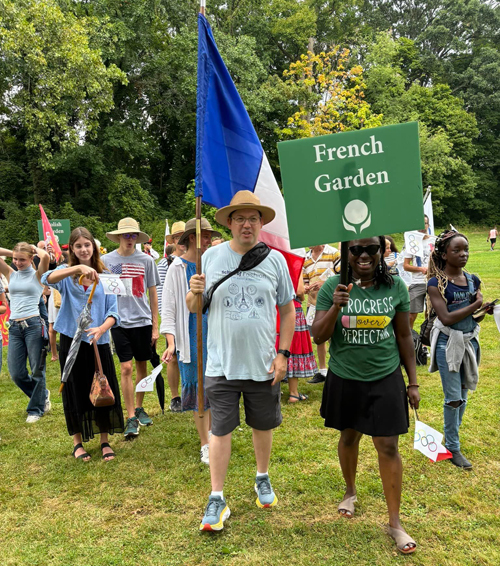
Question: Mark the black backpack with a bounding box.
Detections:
[412,329,428,366]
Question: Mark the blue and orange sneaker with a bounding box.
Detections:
[199,495,230,532]
[254,474,278,508]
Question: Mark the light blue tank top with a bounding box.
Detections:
[9,267,43,319]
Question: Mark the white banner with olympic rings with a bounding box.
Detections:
[100,274,133,296]
[135,363,164,392]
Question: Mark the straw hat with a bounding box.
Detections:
[178,218,221,247]
[214,190,275,227]
[106,217,150,244]
[166,221,186,244]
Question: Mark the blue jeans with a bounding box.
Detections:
[436,332,478,452]
[8,316,47,416]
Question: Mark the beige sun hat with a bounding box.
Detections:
[106,217,150,244]
[166,221,186,244]
[178,218,221,247]
[214,190,275,227]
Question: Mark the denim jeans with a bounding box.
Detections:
[436,331,478,452]
[8,316,47,416]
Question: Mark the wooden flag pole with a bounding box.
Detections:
[196,0,206,418]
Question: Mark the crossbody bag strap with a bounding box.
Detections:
[93,340,104,375]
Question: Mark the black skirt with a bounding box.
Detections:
[320,366,409,437]
[60,334,124,441]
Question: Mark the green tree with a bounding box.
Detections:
[0,0,126,202]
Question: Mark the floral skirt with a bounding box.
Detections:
[277,303,318,380]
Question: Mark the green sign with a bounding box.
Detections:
[278,122,424,248]
[37,219,71,245]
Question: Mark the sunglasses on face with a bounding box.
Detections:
[349,245,381,256]
[122,233,138,240]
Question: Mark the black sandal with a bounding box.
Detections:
[101,442,116,461]
[72,443,91,461]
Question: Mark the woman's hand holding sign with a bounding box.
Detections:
[333,283,353,308]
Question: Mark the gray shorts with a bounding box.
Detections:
[409,283,427,313]
[205,376,283,437]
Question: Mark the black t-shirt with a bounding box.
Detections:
[427,274,480,306]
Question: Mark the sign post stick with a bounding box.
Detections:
[195,0,206,419]
[340,242,349,286]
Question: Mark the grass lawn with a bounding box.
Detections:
[1,228,499,566]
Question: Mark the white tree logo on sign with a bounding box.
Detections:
[342,199,371,234]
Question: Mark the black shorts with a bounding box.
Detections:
[490,238,496,244]
[111,326,152,363]
[320,366,409,437]
[205,376,282,436]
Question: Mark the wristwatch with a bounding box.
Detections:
[277,349,291,358]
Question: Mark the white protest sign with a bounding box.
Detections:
[135,364,164,393]
[100,274,133,296]
[404,231,425,258]
[414,420,450,462]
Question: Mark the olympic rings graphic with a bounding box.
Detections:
[414,429,437,452]
[407,234,420,255]
[139,376,153,389]
[105,280,122,295]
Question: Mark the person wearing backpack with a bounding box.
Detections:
[188,191,295,532]
[427,230,493,470]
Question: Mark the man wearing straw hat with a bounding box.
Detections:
[103,217,161,438]
[187,190,295,531]
[157,221,186,413]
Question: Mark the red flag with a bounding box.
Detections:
[39,205,62,261]
[0,302,10,346]
[270,246,304,291]
[433,448,453,463]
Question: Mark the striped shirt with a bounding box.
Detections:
[156,257,171,312]
[303,244,340,306]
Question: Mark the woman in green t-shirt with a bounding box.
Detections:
[313,236,420,555]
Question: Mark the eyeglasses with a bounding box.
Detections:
[231,216,261,225]
[349,245,381,256]
[122,233,138,240]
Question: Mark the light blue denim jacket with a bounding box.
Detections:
[41,267,120,345]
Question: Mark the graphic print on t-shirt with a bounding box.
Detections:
[110,263,145,297]
[222,273,266,322]
[341,295,395,344]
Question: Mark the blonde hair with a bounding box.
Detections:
[12,242,34,258]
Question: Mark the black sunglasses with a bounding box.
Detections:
[349,244,381,256]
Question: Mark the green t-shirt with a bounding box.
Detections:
[316,275,410,382]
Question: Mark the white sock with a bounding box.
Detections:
[211,490,223,499]
[256,471,268,478]
[320,368,327,377]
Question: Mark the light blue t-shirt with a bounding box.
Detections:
[8,267,43,319]
[202,242,294,381]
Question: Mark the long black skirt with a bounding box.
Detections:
[320,366,409,437]
[60,334,124,442]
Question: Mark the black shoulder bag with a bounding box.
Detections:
[202,242,271,314]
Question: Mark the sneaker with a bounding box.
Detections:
[170,396,182,413]
[200,444,209,465]
[254,474,278,508]
[26,414,41,423]
[199,495,230,531]
[307,372,326,384]
[44,390,51,414]
[124,416,140,438]
[135,407,153,426]
[449,450,472,470]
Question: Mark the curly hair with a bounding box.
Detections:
[334,236,394,289]
[426,229,469,309]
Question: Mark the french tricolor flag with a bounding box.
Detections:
[196,13,295,255]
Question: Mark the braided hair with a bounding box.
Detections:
[426,229,469,309]
[334,236,394,289]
